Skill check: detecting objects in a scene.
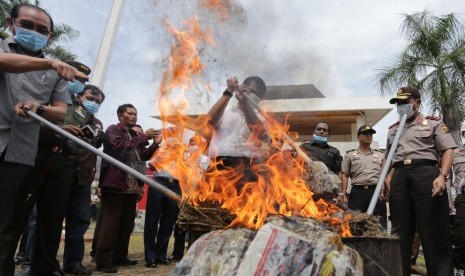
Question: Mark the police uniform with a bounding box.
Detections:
[387,113,456,276]
[452,148,465,270]
[342,148,387,225]
[300,140,342,174]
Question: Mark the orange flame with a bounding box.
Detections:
[153,7,351,235]
[201,0,230,20]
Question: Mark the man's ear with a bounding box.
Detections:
[6,17,14,34]
[47,33,53,44]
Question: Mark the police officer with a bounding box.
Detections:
[386,87,456,276]
[340,125,387,226]
[300,121,343,177]
[452,122,465,274]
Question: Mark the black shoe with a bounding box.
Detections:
[63,263,92,275]
[155,259,170,265]
[16,267,32,276]
[42,270,65,276]
[115,258,137,266]
[168,255,183,262]
[14,254,25,265]
[96,265,117,274]
[145,260,157,268]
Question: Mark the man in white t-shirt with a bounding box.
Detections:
[205,76,268,186]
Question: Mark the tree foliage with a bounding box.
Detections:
[0,0,79,61]
[376,10,465,135]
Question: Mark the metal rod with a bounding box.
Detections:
[367,113,408,214]
[26,111,181,202]
[242,93,313,165]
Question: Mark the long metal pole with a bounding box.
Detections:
[26,111,181,202]
[242,93,313,165]
[367,113,408,214]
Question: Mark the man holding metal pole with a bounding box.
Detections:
[386,87,456,276]
[0,4,87,275]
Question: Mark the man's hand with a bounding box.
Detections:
[235,83,252,103]
[14,101,40,118]
[144,128,158,140]
[153,129,162,145]
[226,76,238,92]
[61,125,85,138]
[432,176,446,197]
[337,193,348,210]
[49,59,89,81]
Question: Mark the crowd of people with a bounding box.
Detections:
[0,3,464,276]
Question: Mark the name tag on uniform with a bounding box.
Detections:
[416,126,431,131]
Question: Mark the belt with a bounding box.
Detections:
[154,176,176,183]
[393,159,437,168]
[352,184,376,190]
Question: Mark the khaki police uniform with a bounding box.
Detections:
[342,148,387,225]
[452,148,465,270]
[387,113,456,276]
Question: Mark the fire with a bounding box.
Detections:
[152,6,352,236]
[200,0,229,20]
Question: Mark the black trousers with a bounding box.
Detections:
[348,187,387,228]
[0,152,33,276]
[390,165,452,276]
[27,153,76,274]
[453,194,465,270]
[143,177,180,262]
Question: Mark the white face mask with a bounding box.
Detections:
[396,104,414,119]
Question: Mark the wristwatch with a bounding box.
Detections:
[36,105,46,116]
[223,89,233,97]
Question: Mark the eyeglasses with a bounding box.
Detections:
[14,19,51,36]
[315,127,328,132]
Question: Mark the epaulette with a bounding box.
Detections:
[426,116,441,121]
[389,121,400,129]
[374,149,384,153]
[346,149,356,153]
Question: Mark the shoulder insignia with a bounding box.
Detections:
[441,123,450,133]
[346,149,356,153]
[426,116,441,121]
[389,121,400,129]
[374,149,383,153]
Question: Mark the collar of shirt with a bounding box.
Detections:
[6,37,45,58]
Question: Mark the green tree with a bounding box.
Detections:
[0,0,79,61]
[376,10,465,143]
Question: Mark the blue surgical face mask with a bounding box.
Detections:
[68,80,85,94]
[13,26,48,52]
[82,100,100,114]
[313,134,328,144]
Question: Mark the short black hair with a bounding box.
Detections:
[10,4,54,32]
[314,121,331,134]
[243,76,266,98]
[79,85,105,103]
[117,104,136,116]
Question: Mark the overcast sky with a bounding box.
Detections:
[39,0,465,146]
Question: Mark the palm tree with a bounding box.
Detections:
[0,0,79,61]
[376,10,465,143]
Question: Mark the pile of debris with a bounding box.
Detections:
[174,216,363,276]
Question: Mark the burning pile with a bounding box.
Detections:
[150,2,395,274]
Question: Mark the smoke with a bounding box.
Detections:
[138,0,334,105]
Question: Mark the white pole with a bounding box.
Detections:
[90,0,126,89]
[26,111,181,202]
[367,113,408,214]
